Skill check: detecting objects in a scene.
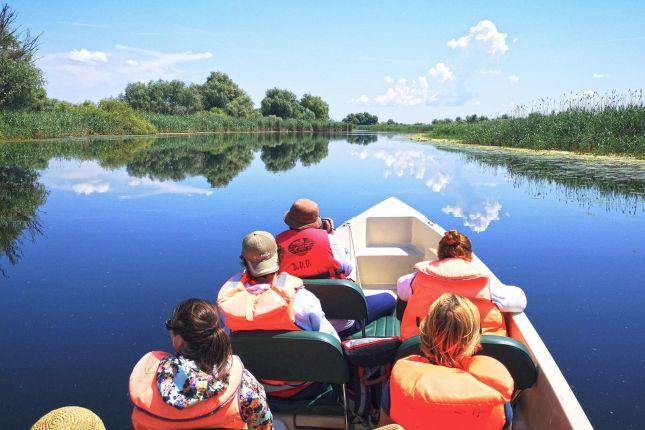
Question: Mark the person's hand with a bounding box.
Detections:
[321,217,335,233]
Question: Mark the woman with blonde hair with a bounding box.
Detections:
[398,229,526,339]
[388,293,514,430]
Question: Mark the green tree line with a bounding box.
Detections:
[0,4,346,139]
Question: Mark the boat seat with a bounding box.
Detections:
[231,330,351,429]
[304,279,400,338]
[395,335,537,392]
[349,315,400,339]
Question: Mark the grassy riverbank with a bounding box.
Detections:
[420,104,645,158]
[355,123,434,132]
[0,105,350,140]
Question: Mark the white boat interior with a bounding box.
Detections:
[332,197,593,430]
[268,197,593,430]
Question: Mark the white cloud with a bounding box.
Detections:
[72,180,110,195]
[592,73,606,79]
[428,62,454,84]
[507,74,519,83]
[68,49,108,65]
[350,94,370,105]
[442,201,502,233]
[447,20,509,56]
[442,205,464,218]
[114,45,213,77]
[384,75,394,84]
[374,77,439,106]
[41,44,215,95]
[512,38,519,44]
[425,172,451,192]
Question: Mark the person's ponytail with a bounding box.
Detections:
[168,298,232,375]
[198,325,231,376]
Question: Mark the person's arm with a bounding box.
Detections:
[292,289,341,341]
[396,272,416,301]
[489,278,527,312]
[238,369,273,430]
[328,234,353,276]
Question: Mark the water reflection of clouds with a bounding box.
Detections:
[349,143,504,232]
[42,160,213,198]
[120,178,213,199]
[373,149,434,181]
[442,201,502,233]
[72,180,110,195]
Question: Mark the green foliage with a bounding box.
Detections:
[0,4,46,110]
[300,94,329,120]
[0,99,156,139]
[146,112,350,134]
[260,88,299,118]
[0,164,47,275]
[120,80,203,114]
[200,71,253,112]
[425,103,645,157]
[358,123,433,132]
[343,112,378,125]
[224,95,256,118]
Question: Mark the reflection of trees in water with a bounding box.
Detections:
[261,135,331,172]
[0,138,156,171]
[347,134,378,145]
[437,145,644,214]
[0,134,334,271]
[126,143,255,188]
[0,165,47,275]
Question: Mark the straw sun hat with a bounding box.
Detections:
[31,406,106,430]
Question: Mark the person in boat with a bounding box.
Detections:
[387,293,514,430]
[129,299,273,430]
[217,230,338,399]
[276,198,396,337]
[397,229,526,339]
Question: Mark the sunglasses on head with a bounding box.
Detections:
[165,319,174,331]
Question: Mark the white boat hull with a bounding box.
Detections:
[334,197,593,430]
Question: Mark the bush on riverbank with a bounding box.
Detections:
[0,99,157,139]
[357,123,434,132]
[0,106,350,140]
[147,113,350,133]
[425,101,645,157]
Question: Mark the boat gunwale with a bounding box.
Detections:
[337,196,593,429]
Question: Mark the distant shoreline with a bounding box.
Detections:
[412,134,645,162]
[0,129,350,144]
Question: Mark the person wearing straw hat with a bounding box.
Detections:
[31,406,106,430]
[276,198,396,337]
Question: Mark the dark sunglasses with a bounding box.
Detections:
[165,319,174,331]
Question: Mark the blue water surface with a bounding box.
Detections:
[0,133,643,429]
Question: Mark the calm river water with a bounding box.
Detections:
[1,133,643,429]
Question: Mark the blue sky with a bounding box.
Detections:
[11,0,645,122]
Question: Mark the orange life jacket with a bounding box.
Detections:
[400,258,506,340]
[129,351,247,430]
[217,272,302,332]
[217,272,312,398]
[390,354,513,430]
[276,227,344,279]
